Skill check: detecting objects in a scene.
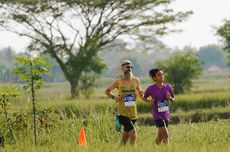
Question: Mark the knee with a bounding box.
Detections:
[129,130,136,139]
[123,133,129,139]
[164,130,169,139]
[162,131,169,144]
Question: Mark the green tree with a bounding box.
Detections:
[197,45,226,69]
[0,0,191,98]
[156,51,202,94]
[217,19,230,65]
[79,72,96,98]
[41,54,66,82]
[14,56,50,145]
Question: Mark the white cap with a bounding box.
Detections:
[121,60,132,66]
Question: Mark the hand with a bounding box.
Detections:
[142,96,154,105]
[114,95,121,102]
[150,98,155,105]
[146,98,154,105]
[166,92,172,101]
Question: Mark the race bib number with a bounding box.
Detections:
[157,100,169,112]
[124,94,136,107]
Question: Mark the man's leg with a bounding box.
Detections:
[129,128,136,145]
[120,131,129,145]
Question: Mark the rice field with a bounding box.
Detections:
[0,77,230,152]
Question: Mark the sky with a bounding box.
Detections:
[0,0,230,52]
[160,0,230,49]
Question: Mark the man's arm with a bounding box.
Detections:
[105,80,118,100]
[139,83,154,104]
[135,77,144,97]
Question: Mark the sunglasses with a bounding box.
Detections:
[125,66,133,69]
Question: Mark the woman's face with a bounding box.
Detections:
[153,70,164,82]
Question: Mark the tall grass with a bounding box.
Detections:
[1,77,230,151]
[1,112,230,152]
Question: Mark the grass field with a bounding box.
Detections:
[2,120,230,152]
[0,76,230,151]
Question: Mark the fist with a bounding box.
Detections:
[166,92,171,101]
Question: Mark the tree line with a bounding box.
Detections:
[0,0,191,97]
[0,43,229,94]
[0,0,229,97]
[1,43,228,81]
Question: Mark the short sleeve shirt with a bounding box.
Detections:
[144,83,174,120]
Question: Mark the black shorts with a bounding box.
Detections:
[117,115,136,132]
[154,119,169,128]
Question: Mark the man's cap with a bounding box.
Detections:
[121,60,132,66]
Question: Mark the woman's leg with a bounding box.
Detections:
[159,127,169,144]
[155,119,169,145]
[155,130,161,145]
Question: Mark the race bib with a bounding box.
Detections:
[124,94,136,107]
[157,100,169,112]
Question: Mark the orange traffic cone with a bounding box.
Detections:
[78,127,87,147]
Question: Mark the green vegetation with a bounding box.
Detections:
[1,42,229,98]
[217,19,230,65]
[156,51,202,94]
[0,0,191,98]
[14,56,51,145]
[197,45,227,69]
[0,76,229,151]
[0,0,230,151]
[0,86,20,144]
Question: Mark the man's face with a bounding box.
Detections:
[122,64,133,75]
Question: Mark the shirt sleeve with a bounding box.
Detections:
[144,86,150,98]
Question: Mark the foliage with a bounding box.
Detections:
[156,51,202,94]
[217,19,230,65]
[14,56,50,145]
[0,48,67,82]
[0,80,229,150]
[41,54,66,82]
[0,86,20,144]
[0,99,229,151]
[14,56,51,90]
[197,45,227,69]
[0,0,192,97]
[79,72,96,98]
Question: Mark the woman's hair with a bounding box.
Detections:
[149,68,163,78]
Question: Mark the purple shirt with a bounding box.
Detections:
[144,83,174,120]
